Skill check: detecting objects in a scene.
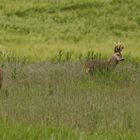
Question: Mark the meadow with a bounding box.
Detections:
[0,0,140,139]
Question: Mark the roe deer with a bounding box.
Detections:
[85,42,124,75]
[0,65,3,88]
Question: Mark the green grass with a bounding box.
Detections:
[0,0,140,61]
[0,61,140,132]
[0,0,140,139]
[0,120,140,140]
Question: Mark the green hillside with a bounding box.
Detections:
[0,0,140,61]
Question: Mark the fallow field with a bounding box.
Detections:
[0,0,140,139]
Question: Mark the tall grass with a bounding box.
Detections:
[0,60,140,133]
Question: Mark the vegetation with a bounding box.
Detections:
[0,61,140,139]
[0,121,140,140]
[0,0,140,139]
[0,0,140,61]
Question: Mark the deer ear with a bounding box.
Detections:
[120,46,124,52]
[114,46,118,53]
[114,42,118,52]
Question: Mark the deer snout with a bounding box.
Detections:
[121,58,124,61]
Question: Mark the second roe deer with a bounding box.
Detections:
[85,42,125,75]
[0,66,3,88]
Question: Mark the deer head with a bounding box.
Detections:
[111,41,124,63]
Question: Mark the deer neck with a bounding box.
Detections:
[108,57,119,67]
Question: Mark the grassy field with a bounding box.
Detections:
[1,121,140,140]
[0,0,140,139]
[0,0,140,61]
[0,61,140,139]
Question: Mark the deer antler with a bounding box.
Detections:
[114,41,124,52]
[118,41,124,52]
[119,46,124,52]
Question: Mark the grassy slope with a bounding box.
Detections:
[0,0,140,139]
[0,0,140,61]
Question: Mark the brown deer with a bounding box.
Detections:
[85,42,124,75]
[0,65,3,88]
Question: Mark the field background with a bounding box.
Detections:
[0,0,140,61]
[0,0,140,139]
